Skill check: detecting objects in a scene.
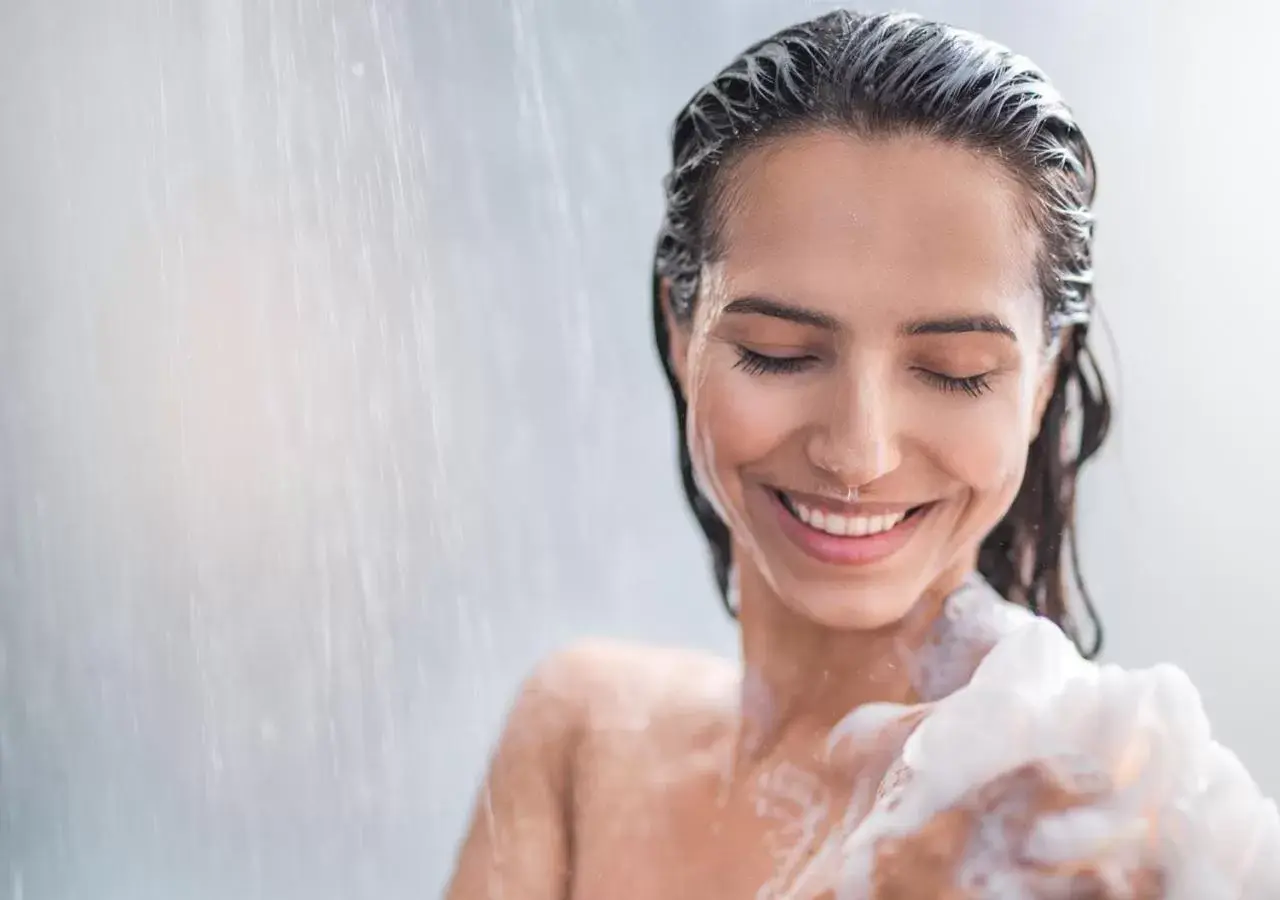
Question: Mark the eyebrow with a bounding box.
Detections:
[722,296,1016,341]
[900,314,1016,340]
[722,296,840,329]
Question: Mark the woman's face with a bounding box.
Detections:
[667,131,1057,630]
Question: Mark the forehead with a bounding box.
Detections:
[712,130,1040,320]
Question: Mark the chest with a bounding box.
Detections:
[568,746,846,900]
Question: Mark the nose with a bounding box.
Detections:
[805,370,903,488]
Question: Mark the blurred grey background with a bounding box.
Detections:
[1,0,1276,897]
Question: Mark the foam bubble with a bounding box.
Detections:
[801,579,1280,899]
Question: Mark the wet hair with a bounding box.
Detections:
[652,10,1111,657]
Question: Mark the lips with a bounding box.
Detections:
[777,491,920,537]
[767,488,931,567]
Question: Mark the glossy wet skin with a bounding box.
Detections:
[447,130,1116,900]
[666,130,1059,631]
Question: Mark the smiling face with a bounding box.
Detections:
[666,130,1058,631]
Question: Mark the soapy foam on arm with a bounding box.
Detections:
[794,578,1280,899]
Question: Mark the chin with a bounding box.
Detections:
[775,574,925,631]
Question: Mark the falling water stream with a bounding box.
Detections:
[0,1,736,895]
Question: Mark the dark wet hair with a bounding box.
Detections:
[652,10,1111,657]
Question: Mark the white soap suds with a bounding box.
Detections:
[803,579,1280,899]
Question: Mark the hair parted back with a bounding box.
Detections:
[652,10,1112,657]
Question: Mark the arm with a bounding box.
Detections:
[444,647,590,900]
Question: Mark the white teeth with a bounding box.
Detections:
[790,497,906,538]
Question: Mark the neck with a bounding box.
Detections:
[732,557,980,766]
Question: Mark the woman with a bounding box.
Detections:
[447,10,1268,899]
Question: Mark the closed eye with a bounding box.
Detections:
[733,347,818,376]
[914,368,993,398]
[735,346,995,397]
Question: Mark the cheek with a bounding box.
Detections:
[687,354,806,478]
[926,387,1037,495]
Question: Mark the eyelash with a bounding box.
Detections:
[733,347,816,376]
[914,368,993,398]
[733,347,993,397]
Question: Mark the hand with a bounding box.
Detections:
[869,760,1165,899]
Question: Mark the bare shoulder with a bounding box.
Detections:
[447,641,734,899]
[539,637,739,729]
[495,638,735,769]
[538,638,741,807]
[514,638,740,777]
